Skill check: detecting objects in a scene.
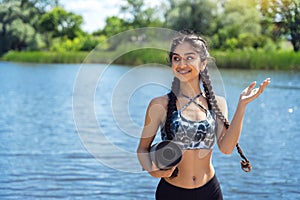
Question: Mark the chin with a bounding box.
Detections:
[175,74,198,82]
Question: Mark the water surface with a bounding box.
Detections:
[0,62,299,199]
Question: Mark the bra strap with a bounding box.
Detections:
[180,93,207,113]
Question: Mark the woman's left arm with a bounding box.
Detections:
[217,78,270,154]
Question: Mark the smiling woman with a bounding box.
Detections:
[136,30,270,200]
[171,43,206,82]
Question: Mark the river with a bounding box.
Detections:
[0,62,299,199]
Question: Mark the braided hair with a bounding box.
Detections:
[165,31,251,172]
[201,68,251,172]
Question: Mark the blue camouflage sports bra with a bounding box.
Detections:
[161,93,217,150]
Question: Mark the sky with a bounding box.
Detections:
[60,0,162,33]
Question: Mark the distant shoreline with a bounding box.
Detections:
[1,50,299,70]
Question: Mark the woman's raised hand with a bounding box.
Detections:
[239,78,270,105]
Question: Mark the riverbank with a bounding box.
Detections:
[0,51,89,64]
[1,50,300,70]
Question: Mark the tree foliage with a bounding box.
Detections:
[98,16,128,37]
[164,0,219,36]
[120,0,163,28]
[0,0,63,55]
[0,0,44,55]
[1,0,299,55]
[38,7,83,40]
[215,0,264,49]
[278,0,300,51]
[257,0,300,51]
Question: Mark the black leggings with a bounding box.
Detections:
[155,175,223,200]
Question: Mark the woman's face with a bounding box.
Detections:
[171,41,206,82]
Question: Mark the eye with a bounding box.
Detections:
[172,56,181,62]
[187,56,194,61]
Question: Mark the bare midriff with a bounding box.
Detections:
[164,149,215,189]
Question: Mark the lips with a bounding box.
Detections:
[177,69,192,75]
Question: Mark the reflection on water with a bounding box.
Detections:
[0,62,299,199]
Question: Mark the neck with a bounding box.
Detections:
[179,78,202,97]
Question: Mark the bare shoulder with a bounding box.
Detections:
[149,95,169,110]
[146,94,169,125]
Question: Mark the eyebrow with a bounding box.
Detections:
[172,52,196,56]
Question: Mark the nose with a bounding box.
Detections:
[178,58,188,67]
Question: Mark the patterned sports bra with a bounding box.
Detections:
[161,93,217,150]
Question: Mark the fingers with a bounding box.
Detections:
[150,162,177,177]
[151,161,159,171]
[240,78,270,104]
[247,81,257,94]
[257,78,271,94]
[165,166,177,177]
[263,77,271,88]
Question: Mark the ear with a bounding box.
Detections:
[199,59,207,72]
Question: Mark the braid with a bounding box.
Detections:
[164,77,180,178]
[201,68,252,172]
[201,68,230,128]
[165,77,180,140]
[167,31,251,172]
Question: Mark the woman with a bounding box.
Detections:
[136,32,270,200]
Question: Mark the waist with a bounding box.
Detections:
[164,169,215,189]
[164,150,214,189]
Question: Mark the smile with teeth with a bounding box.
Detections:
[177,68,192,75]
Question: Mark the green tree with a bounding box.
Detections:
[257,0,278,39]
[257,0,300,51]
[164,0,219,36]
[0,0,59,10]
[277,0,300,51]
[217,0,263,49]
[99,16,128,37]
[0,0,45,55]
[38,7,83,40]
[25,0,60,11]
[120,0,163,28]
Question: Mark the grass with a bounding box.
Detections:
[1,49,300,70]
[1,51,89,63]
[211,50,300,70]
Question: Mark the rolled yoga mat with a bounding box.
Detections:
[150,140,182,170]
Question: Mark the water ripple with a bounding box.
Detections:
[0,63,299,199]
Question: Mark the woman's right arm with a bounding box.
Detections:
[136,97,176,178]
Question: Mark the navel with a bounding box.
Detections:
[192,176,196,181]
